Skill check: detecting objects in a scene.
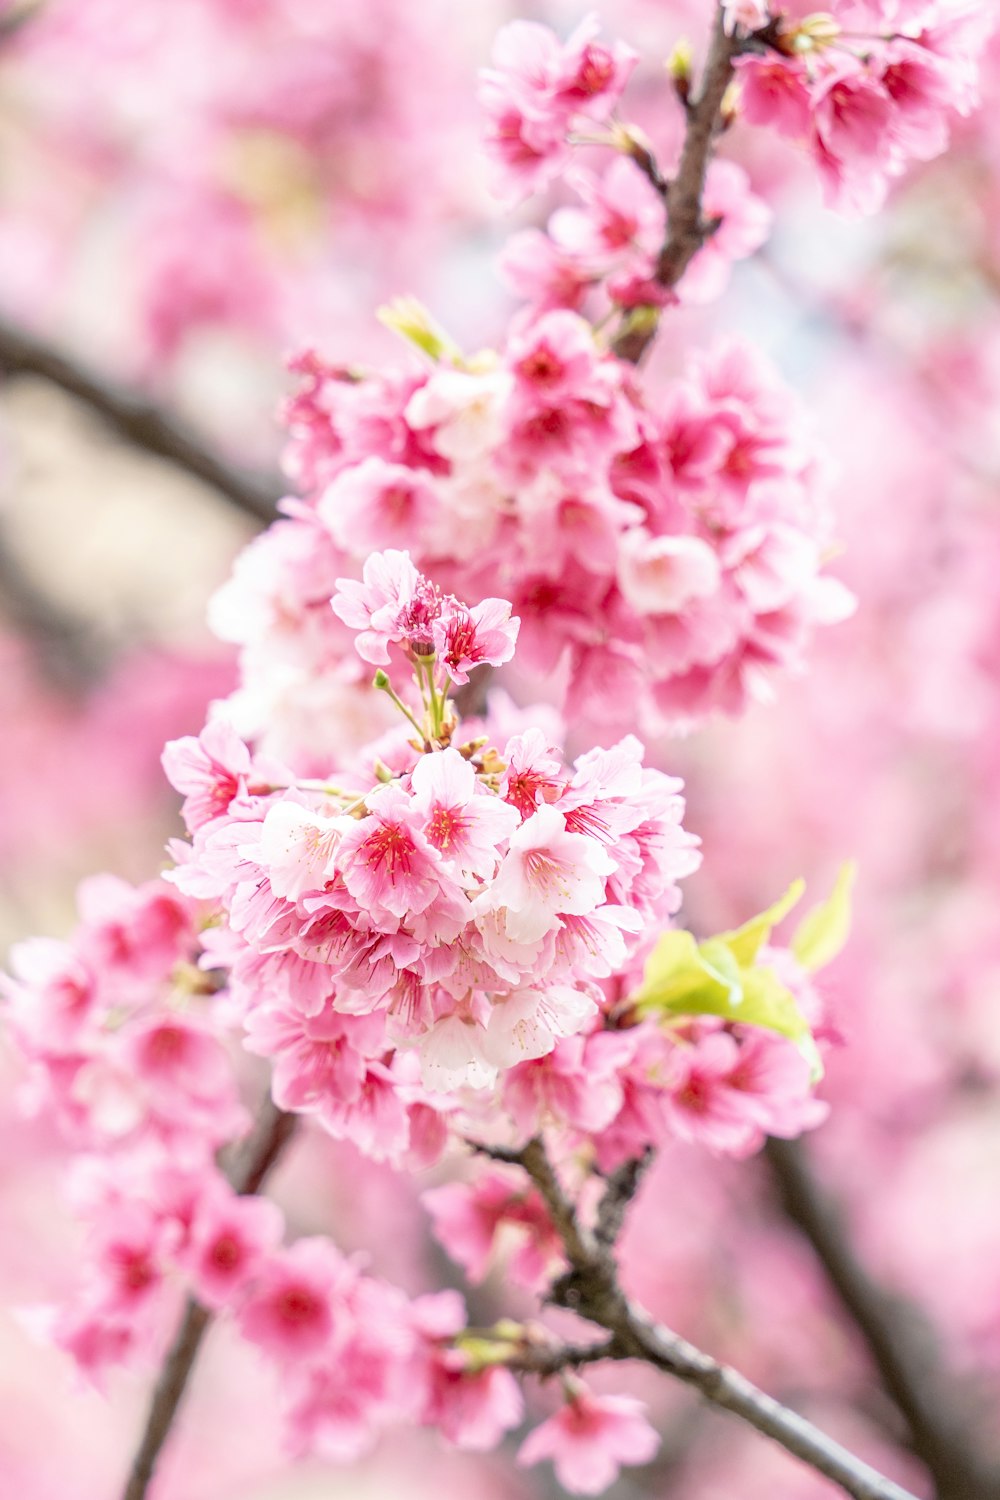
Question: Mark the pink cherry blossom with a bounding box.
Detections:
[239,1239,342,1363]
[410,748,519,878]
[183,1188,285,1311]
[478,803,617,945]
[518,1388,660,1494]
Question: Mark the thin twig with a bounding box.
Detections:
[765,1137,1000,1500]
[0,315,281,521]
[119,1098,296,1500]
[613,5,741,363]
[494,1136,920,1500]
[506,1336,618,1378]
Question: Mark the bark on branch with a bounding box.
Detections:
[765,1137,1000,1500]
[0,315,281,521]
[484,1137,921,1500]
[613,5,741,363]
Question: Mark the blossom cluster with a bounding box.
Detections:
[501,155,772,314]
[478,15,637,201]
[1,873,242,1151]
[733,3,987,213]
[211,319,852,763]
[0,553,831,1491]
[169,551,702,1110]
[482,16,772,313]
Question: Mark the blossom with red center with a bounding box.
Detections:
[161,718,253,833]
[319,455,440,556]
[336,783,445,922]
[435,597,520,686]
[410,748,519,879]
[500,727,566,817]
[184,1188,284,1310]
[239,1239,343,1363]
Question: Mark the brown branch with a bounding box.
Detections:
[119,1098,296,1500]
[493,1136,920,1500]
[0,315,281,521]
[506,1336,618,1378]
[0,529,106,688]
[613,5,741,363]
[765,1137,1000,1500]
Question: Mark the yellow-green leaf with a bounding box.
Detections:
[716,878,806,968]
[376,296,462,364]
[634,930,736,1015]
[738,965,810,1040]
[792,862,856,972]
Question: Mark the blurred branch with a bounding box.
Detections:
[765,1137,1000,1500]
[120,1098,296,1500]
[0,527,106,687]
[0,315,282,521]
[473,1138,918,1500]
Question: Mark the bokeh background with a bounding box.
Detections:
[1,1,999,1496]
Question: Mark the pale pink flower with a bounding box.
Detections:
[518,1388,660,1493]
[76,876,194,992]
[257,799,340,900]
[617,530,721,616]
[481,983,597,1068]
[243,1004,383,1115]
[499,227,593,311]
[423,1171,564,1289]
[723,0,770,36]
[549,159,664,279]
[503,1030,634,1138]
[332,549,420,664]
[125,1016,233,1112]
[421,1353,524,1450]
[419,1014,497,1093]
[3,937,97,1053]
[478,803,616,944]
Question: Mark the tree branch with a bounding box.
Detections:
[0,529,106,688]
[119,1098,296,1500]
[765,1137,1000,1500]
[0,315,281,521]
[613,5,741,363]
[494,1136,920,1500]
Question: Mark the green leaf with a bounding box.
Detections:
[737,965,810,1041]
[792,862,856,972]
[634,930,738,1015]
[376,296,462,364]
[716,878,806,968]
